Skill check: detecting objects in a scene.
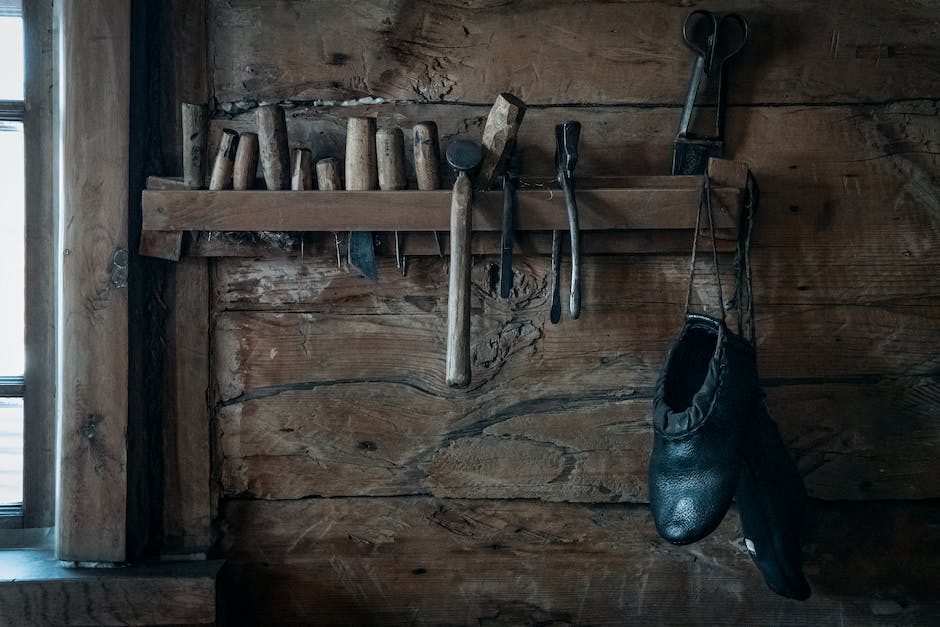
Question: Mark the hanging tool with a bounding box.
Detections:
[232,132,259,190]
[376,127,409,275]
[257,104,291,189]
[345,117,379,281]
[552,121,582,321]
[478,93,527,189]
[316,157,345,268]
[208,129,239,191]
[290,148,312,190]
[444,137,482,388]
[672,10,749,175]
[499,149,519,299]
[413,121,445,257]
[181,102,208,189]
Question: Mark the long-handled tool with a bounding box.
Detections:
[413,121,445,257]
[672,11,748,175]
[345,117,379,281]
[444,137,482,388]
[551,121,582,321]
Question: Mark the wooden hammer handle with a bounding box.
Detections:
[446,172,473,388]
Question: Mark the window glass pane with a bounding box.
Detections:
[0,121,22,378]
[0,397,22,505]
[0,17,22,100]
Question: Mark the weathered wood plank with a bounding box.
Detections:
[214,295,940,405]
[163,257,212,553]
[214,249,939,313]
[56,0,130,563]
[216,376,940,502]
[208,0,940,105]
[0,551,221,626]
[219,498,940,625]
[142,185,741,232]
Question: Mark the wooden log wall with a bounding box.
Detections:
[163,0,940,623]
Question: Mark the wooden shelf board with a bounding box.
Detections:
[142,185,741,233]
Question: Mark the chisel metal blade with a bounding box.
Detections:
[348,231,378,282]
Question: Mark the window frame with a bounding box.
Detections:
[0,0,56,531]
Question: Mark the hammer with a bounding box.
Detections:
[444,137,482,388]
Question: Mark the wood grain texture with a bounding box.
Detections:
[57,0,130,563]
[207,0,940,105]
[0,551,220,626]
[163,257,212,552]
[219,498,940,625]
[215,373,940,503]
[142,185,741,232]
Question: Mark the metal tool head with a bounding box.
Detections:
[554,121,581,179]
[682,10,748,75]
[445,136,483,173]
[348,231,378,282]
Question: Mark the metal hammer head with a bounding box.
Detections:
[555,121,581,178]
[446,136,482,173]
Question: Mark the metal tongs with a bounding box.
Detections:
[673,10,749,175]
[551,121,581,323]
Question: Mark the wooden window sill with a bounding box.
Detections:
[0,546,222,626]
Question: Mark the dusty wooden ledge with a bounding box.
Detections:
[0,548,222,626]
[140,159,748,260]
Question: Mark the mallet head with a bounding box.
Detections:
[445,136,482,174]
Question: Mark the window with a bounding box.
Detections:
[0,10,23,520]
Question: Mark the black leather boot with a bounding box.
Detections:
[649,313,759,544]
[736,399,812,600]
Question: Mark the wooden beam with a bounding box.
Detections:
[0,550,221,625]
[56,1,130,563]
[163,257,212,554]
[141,184,741,233]
[219,498,940,625]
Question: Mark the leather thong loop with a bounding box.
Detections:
[684,174,726,322]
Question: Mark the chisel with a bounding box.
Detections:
[316,157,344,268]
[413,121,444,256]
[376,127,408,275]
[257,104,291,190]
[345,117,379,281]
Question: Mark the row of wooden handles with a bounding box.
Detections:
[180,95,527,389]
[181,103,446,194]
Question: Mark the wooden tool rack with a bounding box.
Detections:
[140,159,749,261]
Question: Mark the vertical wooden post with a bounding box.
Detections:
[56,0,131,563]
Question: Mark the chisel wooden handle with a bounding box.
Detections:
[414,121,445,256]
[232,132,259,190]
[413,122,441,190]
[181,102,208,189]
[446,172,472,388]
[376,127,407,190]
[345,117,378,191]
[208,128,239,191]
[316,157,342,190]
[291,148,313,190]
[257,104,291,190]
